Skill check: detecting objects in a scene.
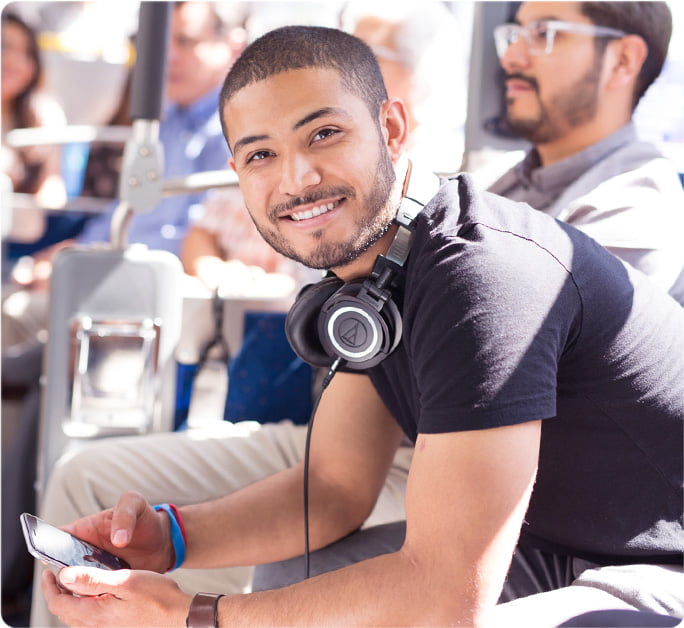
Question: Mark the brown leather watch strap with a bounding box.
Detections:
[186,592,225,628]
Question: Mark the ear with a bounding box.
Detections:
[605,34,647,91]
[228,156,237,173]
[379,98,410,164]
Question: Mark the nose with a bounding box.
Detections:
[278,152,321,196]
[499,36,531,72]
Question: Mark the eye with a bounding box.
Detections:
[246,150,273,164]
[312,127,339,143]
[528,21,550,45]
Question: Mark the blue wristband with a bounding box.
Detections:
[153,503,186,571]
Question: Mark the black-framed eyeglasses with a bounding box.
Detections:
[494,19,627,59]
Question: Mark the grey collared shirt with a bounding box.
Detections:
[486,123,684,302]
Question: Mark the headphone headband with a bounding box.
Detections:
[383,164,441,269]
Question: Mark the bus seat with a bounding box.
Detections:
[174,289,312,430]
[36,244,183,501]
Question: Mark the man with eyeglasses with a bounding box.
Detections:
[486,1,684,306]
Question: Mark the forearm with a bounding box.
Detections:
[181,225,223,276]
[210,423,541,627]
[216,549,484,627]
[180,462,370,569]
[179,374,402,571]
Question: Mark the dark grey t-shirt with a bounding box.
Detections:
[369,174,684,564]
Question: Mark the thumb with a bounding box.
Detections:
[110,491,150,547]
[59,567,130,596]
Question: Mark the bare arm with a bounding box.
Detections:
[180,224,224,279]
[212,419,541,627]
[181,222,297,295]
[179,371,405,567]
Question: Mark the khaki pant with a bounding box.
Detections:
[30,420,412,627]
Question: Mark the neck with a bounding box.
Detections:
[535,109,631,166]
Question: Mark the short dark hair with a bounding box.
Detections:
[218,25,388,144]
[580,2,672,109]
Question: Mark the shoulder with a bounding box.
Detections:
[411,176,581,309]
[588,139,681,189]
[555,139,684,219]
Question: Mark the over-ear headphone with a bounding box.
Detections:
[286,164,440,371]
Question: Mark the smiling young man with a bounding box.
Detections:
[486,1,684,304]
[40,25,683,628]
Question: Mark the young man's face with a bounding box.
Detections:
[224,67,400,272]
[498,1,605,144]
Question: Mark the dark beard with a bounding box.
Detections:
[504,59,602,144]
[250,145,397,270]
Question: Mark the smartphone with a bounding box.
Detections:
[20,513,130,570]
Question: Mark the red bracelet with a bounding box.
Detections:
[168,503,188,544]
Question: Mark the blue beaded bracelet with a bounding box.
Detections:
[153,503,186,571]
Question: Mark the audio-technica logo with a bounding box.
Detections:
[339,318,367,348]
[327,306,378,360]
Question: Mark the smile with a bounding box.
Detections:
[290,199,342,221]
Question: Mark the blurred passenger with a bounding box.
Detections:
[1,1,237,349]
[342,1,467,174]
[78,71,132,201]
[485,1,684,304]
[1,12,66,231]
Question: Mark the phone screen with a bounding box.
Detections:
[20,513,130,570]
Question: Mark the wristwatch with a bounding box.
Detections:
[186,592,225,628]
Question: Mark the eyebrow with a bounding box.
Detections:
[293,107,347,130]
[232,106,350,156]
[515,15,561,25]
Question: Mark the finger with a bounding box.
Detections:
[59,512,115,559]
[42,569,62,599]
[58,566,131,597]
[45,569,121,628]
[63,510,113,539]
[110,491,148,547]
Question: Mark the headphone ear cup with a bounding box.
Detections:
[286,277,345,368]
[318,278,403,370]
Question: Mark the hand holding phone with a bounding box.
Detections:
[21,513,130,570]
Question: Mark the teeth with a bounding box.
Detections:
[291,200,340,221]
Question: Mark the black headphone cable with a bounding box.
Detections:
[303,356,342,579]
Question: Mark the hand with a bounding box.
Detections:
[63,491,174,573]
[42,567,192,628]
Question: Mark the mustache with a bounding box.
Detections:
[505,72,539,92]
[269,186,356,220]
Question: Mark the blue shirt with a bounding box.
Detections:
[77,86,231,256]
